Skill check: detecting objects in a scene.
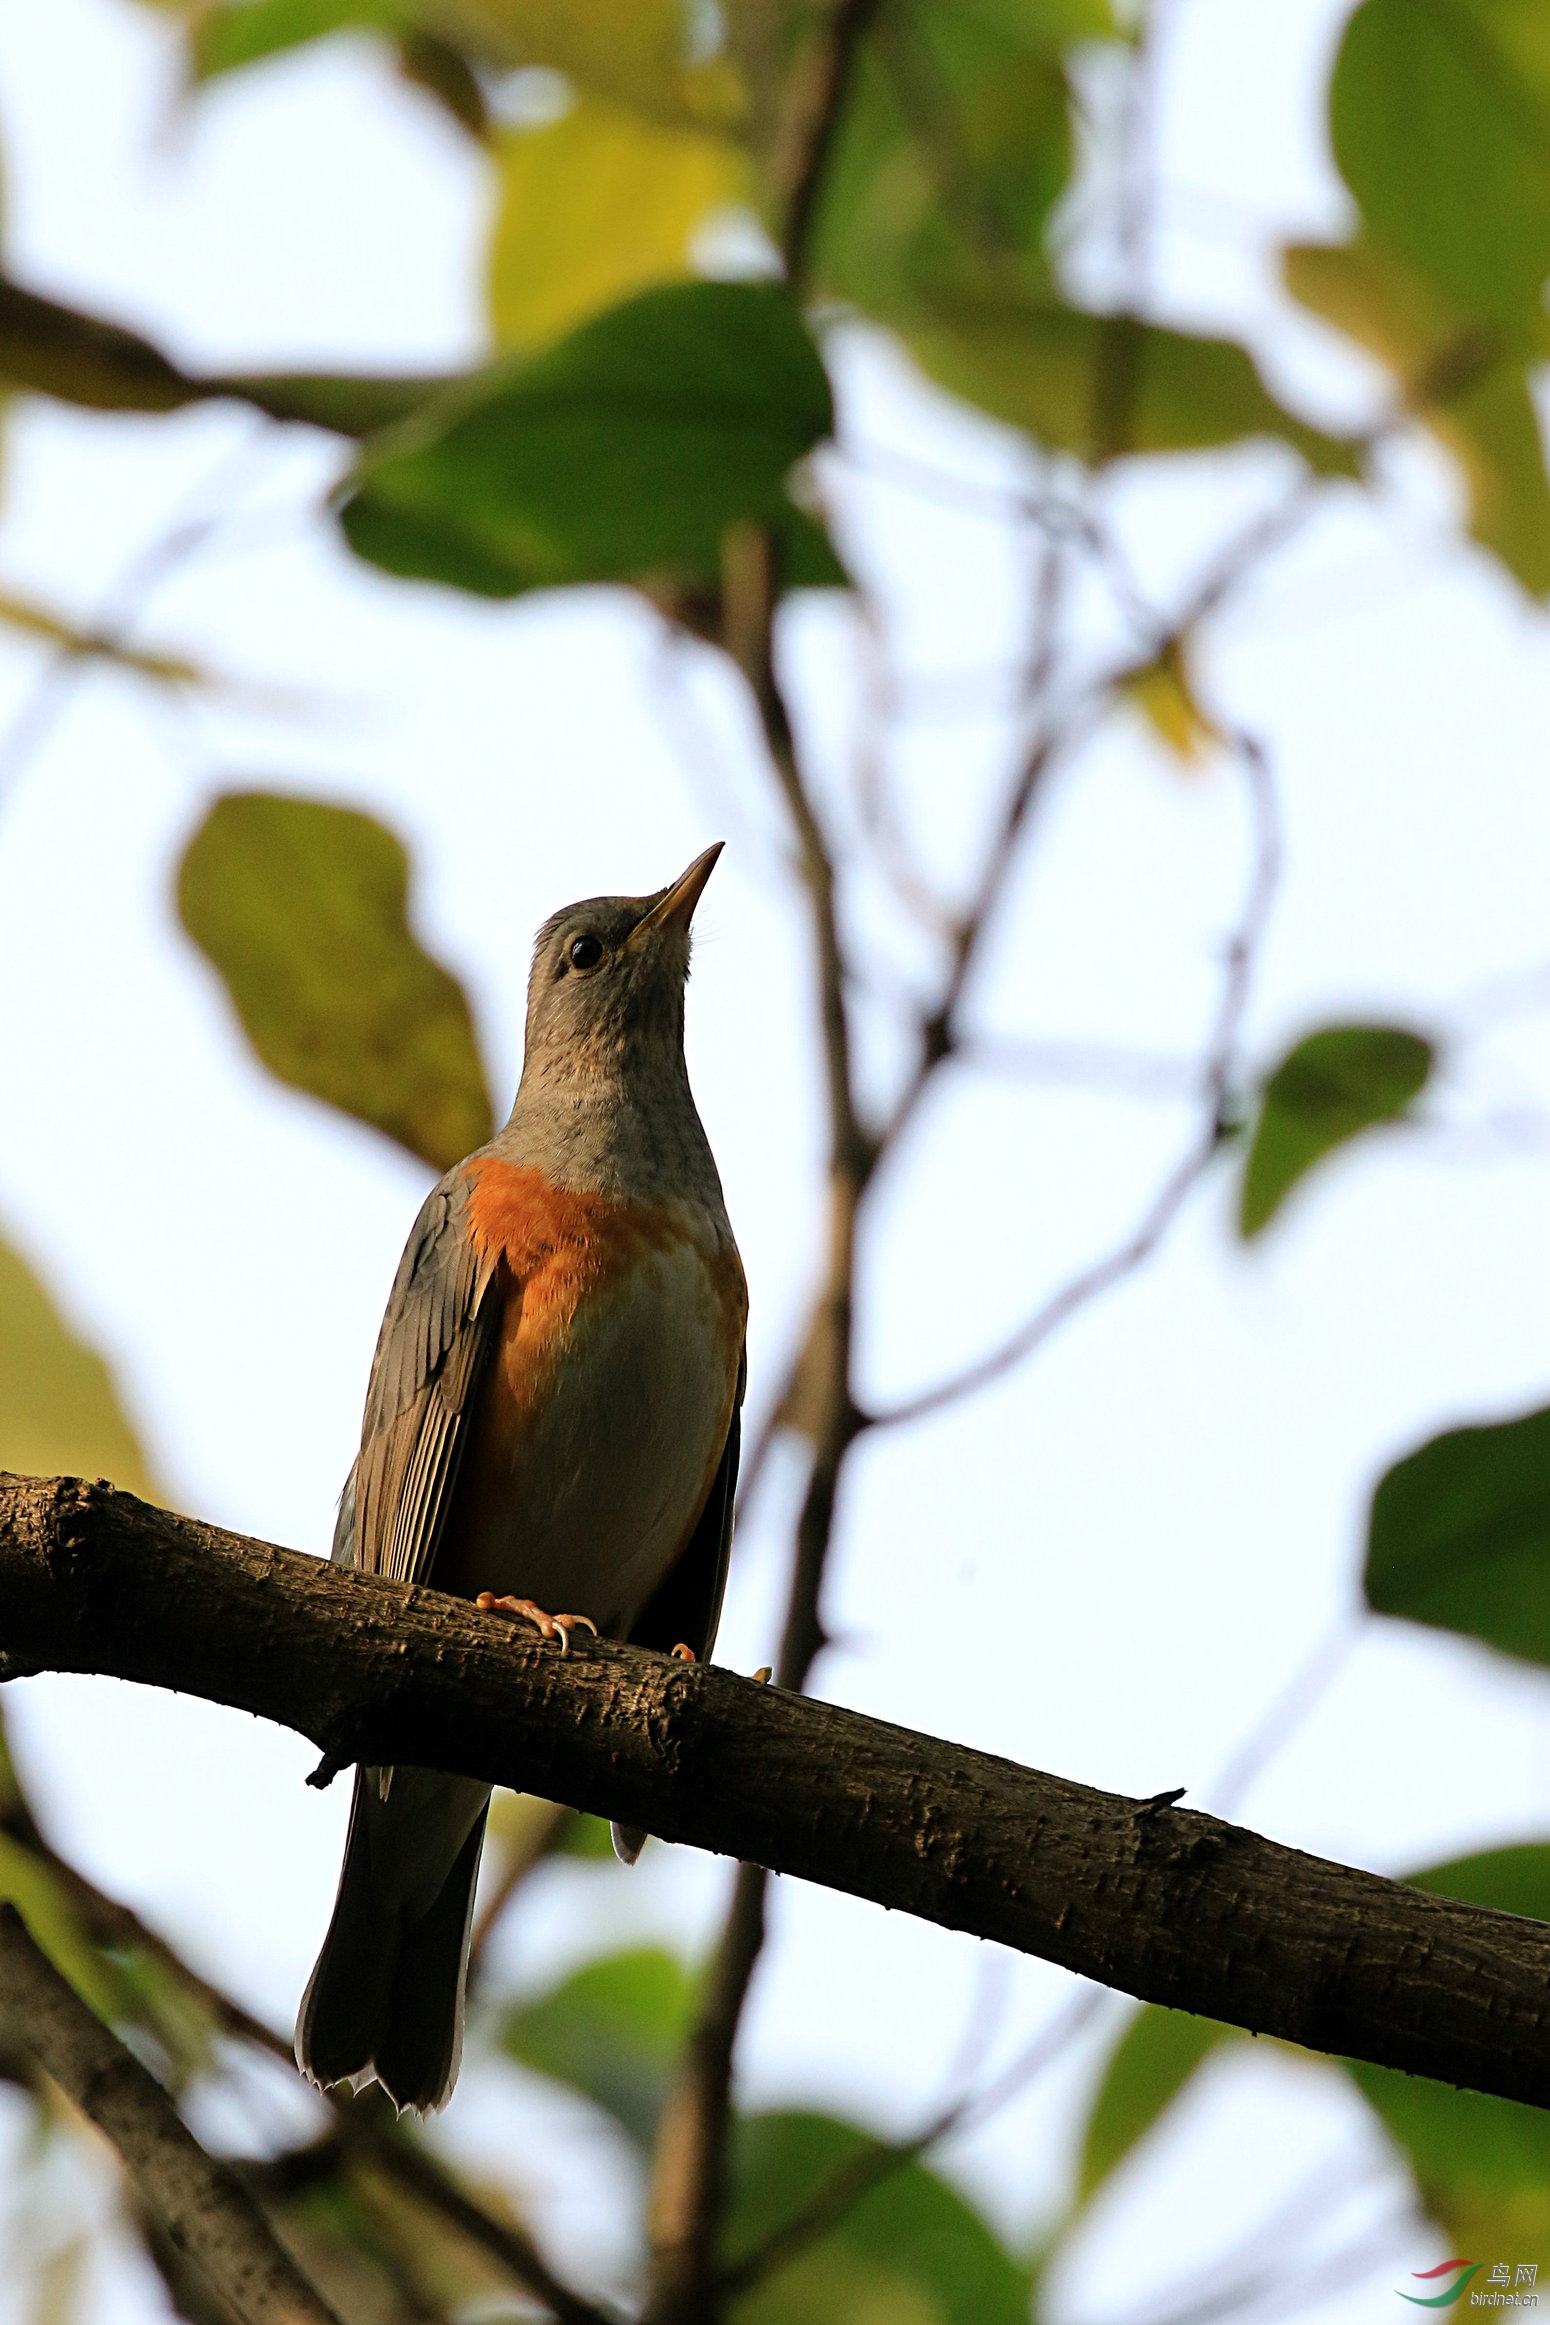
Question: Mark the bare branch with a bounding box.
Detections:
[643,1861,768,2325]
[641,500,872,2323]
[0,1903,343,2325]
[871,729,1279,1428]
[5,1474,1550,2113]
[1205,1616,1363,1822]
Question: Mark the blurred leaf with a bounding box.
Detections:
[1347,1843,1550,2255]
[1365,1403,1550,1666]
[396,29,489,134]
[500,1945,696,2147]
[816,0,1087,323]
[723,2111,1031,2325]
[1284,0,1550,593]
[1330,0,1550,329]
[0,1232,154,1494]
[191,0,408,75]
[907,302,1361,475]
[339,280,840,597]
[1409,1839,1550,1919]
[812,5,1353,481]
[421,0,748,130]
[1238,1024,1434,1239]
[190,0,748,127]
[1286,238,1550,595]
[177,791,495,1172]
[1118,638,1220,763]
[1076,2004,1235,2206]
[489,96,747,354]
[0,1835,129,2027]
[551,1810,616,1858]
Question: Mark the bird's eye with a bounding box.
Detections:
[568,933,604,973]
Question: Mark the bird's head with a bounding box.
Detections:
[521,843,723,1083]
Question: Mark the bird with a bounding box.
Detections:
[295,844,745,2115]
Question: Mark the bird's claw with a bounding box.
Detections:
[477,1594,599,1655]
[669,1642,697,1662]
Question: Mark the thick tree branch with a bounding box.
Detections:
[5,1473,1550,2112]
[0,1903,343,2325]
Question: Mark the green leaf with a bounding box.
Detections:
[1348,1843,1550,2259]
[499,1946,696,2148]
[0,1231,155,1495]
[177,792,495,1173]
[228,372,455,435]
[1352,2056,1550,2265]
[723,2111,1031,2325]
[338,279,841,597]
[1330,0,1550,329]
[0,1833,134,2029]
[551,1811,617,1859]
[192,0,409,77]
[1365,1403,1550,1666]
[1409,1840,1550,1920]
[906,302,1360,475]
[1283,0,1550,594]
[1285,238,1550,596]
[1238,1024,1434,1239]
[489,97,748,354]
[1076,2004,1235,2206]
[815,0,1109,327]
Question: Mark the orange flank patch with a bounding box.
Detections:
[461,1159,744,1415]
[435,1158,745,1615]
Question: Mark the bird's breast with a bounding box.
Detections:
[436,1157,744,1629]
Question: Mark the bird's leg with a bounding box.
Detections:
[476,1593,599,1655]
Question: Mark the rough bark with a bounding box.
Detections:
[3,1471,1549,2112]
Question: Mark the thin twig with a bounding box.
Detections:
[717,1983,1107,2300]
[466,1798,574,1980]
[642,1860,768,2325]
[0,420,279,811]
[1205,1615,1362,1821]
[872,729,1279,1429]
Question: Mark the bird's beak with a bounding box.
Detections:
[634,842,724,939]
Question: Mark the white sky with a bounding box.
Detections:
[1,0,1549,2317]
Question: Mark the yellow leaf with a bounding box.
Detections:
[421,0,746,131]
[490,96,748,353]
[1119,638,1221,764]
[0,1232,156,1496]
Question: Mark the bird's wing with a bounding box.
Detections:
[332,1168,502,1590]
[627,1342,745,1662]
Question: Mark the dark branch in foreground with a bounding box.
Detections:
[4,1472,1550,2113]
[0,1903,342,2325]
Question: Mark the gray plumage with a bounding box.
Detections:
[295,848,744,2114]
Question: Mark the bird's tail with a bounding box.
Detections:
[296,1765,491,2115]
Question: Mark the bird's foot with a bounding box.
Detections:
[669,1642,696,1662]
[477,1594,599,1655]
